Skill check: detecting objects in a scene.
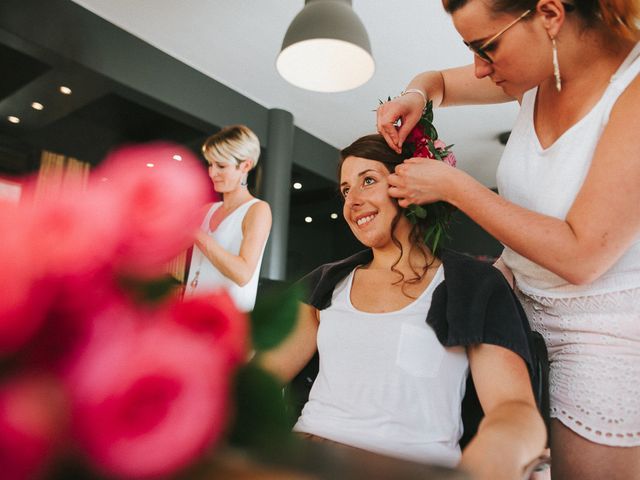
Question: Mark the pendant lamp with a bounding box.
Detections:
[276,0,375,93]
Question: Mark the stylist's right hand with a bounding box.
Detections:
[376,94,424,154]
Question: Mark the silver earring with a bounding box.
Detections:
[551,37,562,92]
[240,174,248,187]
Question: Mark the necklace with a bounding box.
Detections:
[190,268,201,289]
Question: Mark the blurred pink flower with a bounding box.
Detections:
[170,290,249,369]
[0,204,52,356]
[25,271,129,373]
[68,319,229,479]
[95,143,211,276]
[0,374,67,480]
[26,187,123,276]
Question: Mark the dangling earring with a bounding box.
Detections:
[240,173,248,187]
[551,36,562,92]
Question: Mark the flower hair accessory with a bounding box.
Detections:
[386,97,457,254]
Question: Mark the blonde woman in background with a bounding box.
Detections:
[377,0,640,478]
[185,125,271,312]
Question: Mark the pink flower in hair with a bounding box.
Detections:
[434,139,457,167]
[68,317,229,479]
[413,143,436,159]
[407,123,429,145]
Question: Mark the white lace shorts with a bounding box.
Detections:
[516,287,640,447]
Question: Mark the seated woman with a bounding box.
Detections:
[259,134,546,480]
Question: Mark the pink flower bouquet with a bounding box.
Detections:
[0,143,258,479]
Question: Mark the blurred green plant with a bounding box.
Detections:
[227,283,304,453]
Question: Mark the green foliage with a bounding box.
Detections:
[227,364,294,452]
[250,283,301,352]
[406,202,453,255]
[118,274,181,303]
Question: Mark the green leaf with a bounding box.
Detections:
[118,274,181,304]
[250,283,301,351]
[425,100,434,122]
[227,364,294,452]
[432,226,443,255]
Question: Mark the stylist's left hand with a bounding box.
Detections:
[388,157,459,208]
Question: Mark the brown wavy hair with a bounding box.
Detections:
[339,134,439,297]
[442,0,640,41]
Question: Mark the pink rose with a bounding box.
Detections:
[434,139,457,167]
[68,318,229,479]
[407,124,429,145]
[0,374,68,480]
[24,187,122,277]
[170,290,249,369]
[25,271,128,373]
[95,143,211,276]
[413,144,435,159]
[0,204,52,356]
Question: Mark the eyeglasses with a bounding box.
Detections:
[463,9,531,63]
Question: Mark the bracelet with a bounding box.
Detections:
[401,88,427,108]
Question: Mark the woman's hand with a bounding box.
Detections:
[376,93,425,153]
[387,157,462,208]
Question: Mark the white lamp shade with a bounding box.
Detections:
[277,0,375,92]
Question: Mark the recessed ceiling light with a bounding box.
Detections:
[304,216,313,223]
[31,102,44,110]
[59,86,72,95]
[7,116,20,124]
[146,163,155,168]
[330,213,338,219]
[100,177,109,182]
[293,182,302,190]
[172,154,182,161]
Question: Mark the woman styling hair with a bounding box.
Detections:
[184,125,271,312]
[376,1,640,478]
[258,133,546,480]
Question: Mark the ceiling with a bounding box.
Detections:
[69,0,519,188]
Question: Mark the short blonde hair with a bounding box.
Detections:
[201,125,261,169]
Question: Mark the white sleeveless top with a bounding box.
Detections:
[293,266,469,467]
[184,199,266,312]
[497,42,640,297]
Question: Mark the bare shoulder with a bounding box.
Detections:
[595,73,640,166]
[611,73,640,119]
[243,199,272,231]
[248,199,271,214]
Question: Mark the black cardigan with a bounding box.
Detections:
[291,248,549,446]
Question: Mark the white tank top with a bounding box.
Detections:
[496,42,640,297]
[184,199,266,312]
[293,266,469,467]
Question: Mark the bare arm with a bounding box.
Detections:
[377,65,514,152]
[461,344,546,480]
[390,76,640,284]
[257,303,319,384]
[493,256,514,289]
[195,201,272,286]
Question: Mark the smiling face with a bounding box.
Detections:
[340,156,410,250]
[452,0,550,97]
